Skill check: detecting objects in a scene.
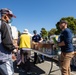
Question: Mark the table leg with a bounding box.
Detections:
[48,61,53,75]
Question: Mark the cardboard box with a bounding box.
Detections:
[31,42,53,51]
[43,44,52,49]
[31,42,39,50]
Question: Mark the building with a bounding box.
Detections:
[11,26,18,40]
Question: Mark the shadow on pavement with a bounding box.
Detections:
[13,60,45,75]
[45,56,76,72]
[44,56,60,67]
[50,69,60,73]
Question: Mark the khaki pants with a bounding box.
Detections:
[60,51,74,75]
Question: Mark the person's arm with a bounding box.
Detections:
[58,41,65,46]
[58,29,72,47]
[39,37,43,42]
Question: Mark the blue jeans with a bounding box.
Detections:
[0,59,14,75]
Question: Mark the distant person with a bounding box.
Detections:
[0,8,18,75]
[32,30,44,64]
[57,20,74,75]
[18,29,31,73]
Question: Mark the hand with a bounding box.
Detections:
[15,45,19,51]
[13,49,17,53]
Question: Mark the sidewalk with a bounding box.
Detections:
[14,59,76,75]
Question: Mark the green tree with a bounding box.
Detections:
[18,30,21,37]
[56,17,76,35]
[48,28,57,38]
[40,28,48,39]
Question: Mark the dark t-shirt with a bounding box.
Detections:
[59,28,74,53]
[32,34,41,42]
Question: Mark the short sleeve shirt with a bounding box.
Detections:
[59,28,74,53]
[32,34,41,42]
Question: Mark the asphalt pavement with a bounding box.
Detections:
[13,57,76,75]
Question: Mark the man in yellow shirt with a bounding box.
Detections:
[19,29,31,49]
[18,29,31,73]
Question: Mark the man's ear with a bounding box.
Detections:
[4,15,7,19]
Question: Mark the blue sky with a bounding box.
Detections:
[0,0,76,34]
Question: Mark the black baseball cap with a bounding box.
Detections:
[59,20,68,25]
[33,30,37,34]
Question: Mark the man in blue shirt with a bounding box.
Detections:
[32,30,41,43]
[57,20,74,75]
[32,30,44,64]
